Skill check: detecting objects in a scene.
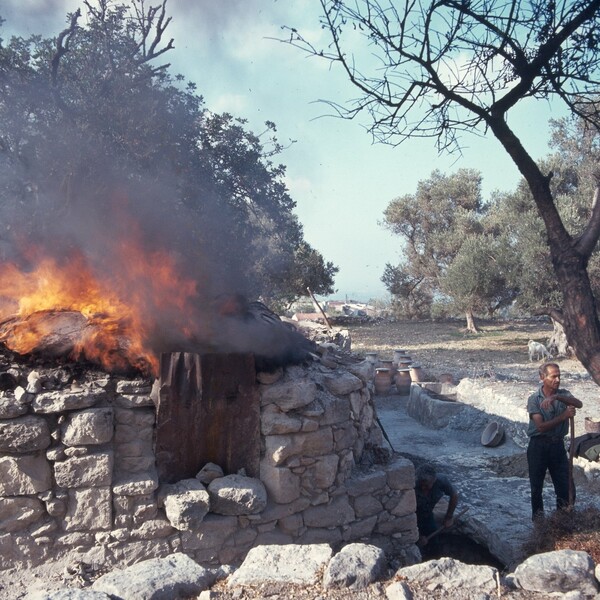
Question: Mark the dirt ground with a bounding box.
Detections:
[2,318,596,600]
[347,317,589,383]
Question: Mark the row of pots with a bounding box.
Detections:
[365,349,424,395]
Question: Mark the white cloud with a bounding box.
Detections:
[285,174,312,197]
[210,93,248,114]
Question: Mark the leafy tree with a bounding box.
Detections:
[288,0,600,384]
[380,263,431,319]
[382,168,492,330]
[0,0,335,312]
[440,233,519,330]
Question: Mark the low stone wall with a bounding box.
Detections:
[406,382,465,429]
[0,357,419,571]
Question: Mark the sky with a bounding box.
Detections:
[1,0,569,302]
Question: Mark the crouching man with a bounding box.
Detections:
[527,362,582,520]
[415,464,459,556]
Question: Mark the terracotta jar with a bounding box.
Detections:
[395,368,411,395]
[409,363,424,382]
[374,368,392,395]
[397,357,412,370]
[378,359,396,382]
[392,349,408,366]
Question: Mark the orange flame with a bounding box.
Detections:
[0,239,200,376]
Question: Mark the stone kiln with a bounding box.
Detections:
[0,351,419,571]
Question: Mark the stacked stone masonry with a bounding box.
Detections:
[0,358,418,571]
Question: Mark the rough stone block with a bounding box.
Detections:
[163,479,210,530]
[32,389,105,413]
[386,458,416,491]
[303,496,355,528]
[389,489,417,517]
[320,393,351,426]
[208,474,267,516]
[54,452,113,488]
[0,497,45,533]
[353,494,383,518]
[112,471,159,496]
[333,423,358,451]
[260,405,302,435]
[61,408,114,446]
[320,371,364,396]
[260,463,301,504]
[0,415,51,453]
[260,379,317,411]
[63,486,112,532]
[0,454,52,495]
[180,514,238,551]
[346,471,387,497]
[114,394,154,408]
[304,454,339,490]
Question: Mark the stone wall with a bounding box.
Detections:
[407,382,464,429]
[0,357,419,571]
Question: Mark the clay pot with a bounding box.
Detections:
[374,368,392,395]
[481,421,505,447]
[378,360,396,382]
[392,349,408,366]
[398,358,412,370]
[395,368,411,396]
[409,363,424,382]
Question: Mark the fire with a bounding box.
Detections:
[0,240,200,376]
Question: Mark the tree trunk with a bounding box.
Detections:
[465,309,480,334]
[552,249,600,379]
[489,117,600,386]
[547,318,572,358]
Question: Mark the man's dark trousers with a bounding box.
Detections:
[527,435,571,519]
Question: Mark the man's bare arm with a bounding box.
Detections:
[553,394,583,408]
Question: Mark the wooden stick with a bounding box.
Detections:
[425,506,470,543]
[306,287,333,331]
[568,415,575,507]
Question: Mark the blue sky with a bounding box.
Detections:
[2,0,568,302]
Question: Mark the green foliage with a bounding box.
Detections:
[0,0,336,306]
[440,234,519,316]
[381,263,432,319]
[381,168,518,322]
[383,169,484,281]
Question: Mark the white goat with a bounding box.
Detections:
[528,339,552,362]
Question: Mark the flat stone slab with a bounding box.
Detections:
[227,543,333,586]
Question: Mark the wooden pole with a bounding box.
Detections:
[568,416,575,508]
[423,507,470,544]
[307,287,333,331]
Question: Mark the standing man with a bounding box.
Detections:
[415,464,459,554]
[527,362,582,520]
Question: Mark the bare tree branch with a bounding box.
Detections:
[50,8,81,115]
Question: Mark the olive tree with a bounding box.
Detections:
[287,1,600,384]
[381,168,514,331]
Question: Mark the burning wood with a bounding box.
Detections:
[0,248,317,375]
[0,310,88,357]
[0,309,155,375]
